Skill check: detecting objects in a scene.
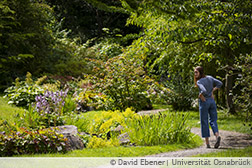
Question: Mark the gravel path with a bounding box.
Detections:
[137,109,252,157]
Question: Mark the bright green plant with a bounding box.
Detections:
[75,109,135,149]
[123,112,193,146]
[64,113,90,133]
[89,108,136,137]
[63,96,78,113]
[74,90,106,112]
[4,72,44,107]
[87,136,120,149]
[0,127,68,156]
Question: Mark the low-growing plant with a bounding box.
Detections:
[87,136,120,149]
[0,127,68,156]
[0,119,18,134]
[89,108,136,137]
[63,96,78,113]
[34,89,69,127]
[123,112,193,146]
[4,72,44,107]
[16,89,70,129]
[64,113,90,133]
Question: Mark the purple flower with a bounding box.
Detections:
[59,90,63,97]
[44,90,49,97]
[64,89,69,97]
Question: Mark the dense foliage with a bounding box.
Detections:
[124,112,193,146]
[0,127,68,156]
[119,0,252,114]
[233,53,252,123]
[0,0,54,89]
[1,0,252,156]
[85,56,154,111]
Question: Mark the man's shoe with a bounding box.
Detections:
[214,136,221,148]
[206,144,211,148]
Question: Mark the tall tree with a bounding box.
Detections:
[45,0,139,40]
[0,0,56,89]
[118,0,252,114]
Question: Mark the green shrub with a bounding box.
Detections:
[164,79,197,111]
[63,96,78,113]
[0,127,68,156]
[74,90,106,112]
[86,56,153,111]
[124,112,193,146]
[233,54,252,120]
[4,72,44,107]
[64,113,90,133]
[145,82,171,105]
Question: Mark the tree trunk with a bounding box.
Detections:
[225,73,236,114]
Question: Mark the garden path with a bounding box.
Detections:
[137,109,252,157]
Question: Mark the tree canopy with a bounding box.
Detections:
[1,0,251,115]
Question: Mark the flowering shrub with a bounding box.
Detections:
[86,56,153,111]
[34,89,69,127]
[74,90,107,112]
[0,127,68,156]
[145,82,171,105]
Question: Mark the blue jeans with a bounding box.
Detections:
[199,97,219,138]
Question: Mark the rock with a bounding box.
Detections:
[112,125,124,133]
[56,125,78,135]
[55,125,84,151]
[118,132,131,145]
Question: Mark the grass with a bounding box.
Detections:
[182,109,252,134]
[18,139,203,157]
[152,104,171,110]
[0,96,26,123]
[1,98,251,157]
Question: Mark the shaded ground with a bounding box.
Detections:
[137,109,252,157]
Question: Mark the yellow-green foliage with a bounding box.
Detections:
[87,136,120,149]
[89,108,137,135]
[25,72,33,84]
[42,82,60,92]
[35,76,47,85]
